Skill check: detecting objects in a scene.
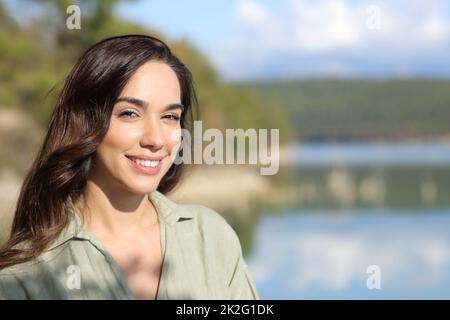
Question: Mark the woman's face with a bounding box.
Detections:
[91,61,183,195]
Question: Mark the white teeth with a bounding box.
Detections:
[131,158,160,167]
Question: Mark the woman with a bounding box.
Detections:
[0,35,259,300]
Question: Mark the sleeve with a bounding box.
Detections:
[228,252,260,300]
[224,223,259,300]
[195,204,260,300]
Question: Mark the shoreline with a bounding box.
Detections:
[167,164,276,214]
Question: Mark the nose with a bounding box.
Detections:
[141,117,165,151]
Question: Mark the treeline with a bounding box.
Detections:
[0,0,294,143]
[239,79,450,141]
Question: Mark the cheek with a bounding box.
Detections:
[98,124,140,156]
[164,127,182,152]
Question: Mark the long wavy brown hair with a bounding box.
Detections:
[0,35,197,269]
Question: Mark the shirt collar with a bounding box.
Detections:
[45,190,194,251]
[148,190,194,225]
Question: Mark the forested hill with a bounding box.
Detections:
[237,79,450,142]
[0,1,294,145]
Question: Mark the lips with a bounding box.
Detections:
[125,155,165,161]
[125,155,163,174]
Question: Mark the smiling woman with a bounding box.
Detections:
[0,35,259,300]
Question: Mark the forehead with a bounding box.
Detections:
[118,61,181,105]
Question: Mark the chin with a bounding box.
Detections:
[128,185,159,196]
[120,176,161,195]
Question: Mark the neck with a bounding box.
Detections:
[74,178,158,239]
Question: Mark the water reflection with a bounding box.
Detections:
[247,209,450,299]
[275,165,450,208]
[243,142,450,299]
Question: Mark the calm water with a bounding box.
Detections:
[288,142,450,166]
[246,142,450,299]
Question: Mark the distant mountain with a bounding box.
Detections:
[236,79,450,142]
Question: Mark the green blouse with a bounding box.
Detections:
[0,191,259,300]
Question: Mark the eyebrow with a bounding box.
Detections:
[115,96,185,112]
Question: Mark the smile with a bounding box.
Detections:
[128,157,160,167]
[125,155,163,174]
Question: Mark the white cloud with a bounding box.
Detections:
[289,0,365,51]
[212,0,450,80]
[236,0,272,27]
[417,16,449,43]
[231,0,367,53]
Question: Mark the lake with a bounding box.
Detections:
[246,142,450,299]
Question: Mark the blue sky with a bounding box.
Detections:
[6,0,449,81]
[116,0,450,82]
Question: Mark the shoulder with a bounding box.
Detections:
[0,236,78,280]
[175,204,259,299]
[0,258,41,299]
[181,204,229,227]
[183,204,238,237]
[153,191,240,245]
[0,257,37,277]
[176,203,244,254]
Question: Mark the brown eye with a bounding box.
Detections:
[119,110,139,118]
[164,114,180,121]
